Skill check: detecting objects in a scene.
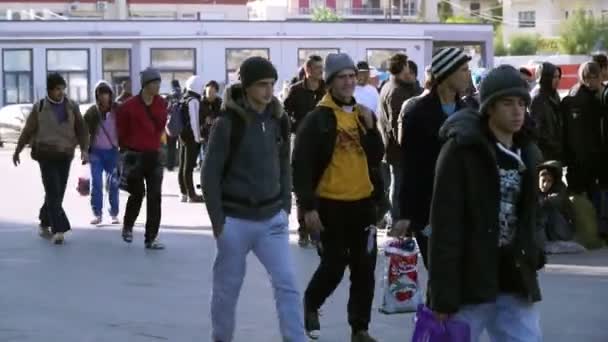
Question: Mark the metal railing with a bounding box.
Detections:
[289,7,417,17]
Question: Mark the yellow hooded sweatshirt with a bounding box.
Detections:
[315,94,374,201]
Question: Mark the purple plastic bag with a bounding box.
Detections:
[412,305,471,342]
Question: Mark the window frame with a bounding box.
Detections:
[150,48,197,94]
[518,11,536,28]
[102,48,132,92]
[225,48,270,85]
[297,48,340,68]
[470,2,481,17]
[366,48,407,73]
[2,48,33,105]
[45,48,90,104]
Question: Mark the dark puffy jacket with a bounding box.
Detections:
[292,96,385,213]
[429,109,544,314]
[200,97,222,142]
[561,83,603,192]
[530,63,564,162]
[283,79,325,133]
[378,77,422,165]
[399,89,465,228]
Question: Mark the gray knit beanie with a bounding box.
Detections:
[479,65,531,115]
[324,53,357,84]
[140,67,162,87]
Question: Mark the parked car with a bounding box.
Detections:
[0,104,33,145]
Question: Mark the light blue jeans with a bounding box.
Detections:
[211,210,306,342]
[90,148,119,217]
[453,294,542,342]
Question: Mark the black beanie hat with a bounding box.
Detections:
[479,65,531,115]
[239,56,278,89]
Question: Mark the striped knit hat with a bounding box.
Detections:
[431,47,471,84]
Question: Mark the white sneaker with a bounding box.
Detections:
[38,226,52,239]
[90,216,102,225]
[52,232,64,245]
[111,216,120,224]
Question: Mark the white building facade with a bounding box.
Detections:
[0,20,493,106]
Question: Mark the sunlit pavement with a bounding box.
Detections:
[1,147,607,342]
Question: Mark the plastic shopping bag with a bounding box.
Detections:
[76,162,90,196]
[379,238,423,314]
[411,305,470,342]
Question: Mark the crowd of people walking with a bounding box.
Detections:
[10,45,608,341]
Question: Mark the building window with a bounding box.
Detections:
[150,48,196,95]
[310,0,326,10]
[46,49,90,104]
[225,48,270,85]
[366,49,406,73]
[470,2,480,17]
[518,11,535,28]
[297,48,339,69]
[338,0,352,12]
[391,0,417,16]
[3,49,33,105]
[102,48,131,92]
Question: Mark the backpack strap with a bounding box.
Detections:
[37,99,45,113]
[222,112,245,178]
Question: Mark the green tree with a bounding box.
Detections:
[559,9,604,54]
[438,1,453,22]
[445,15,482,24]
[494,25,507,56]
[508,34,538,55]
[311,7,342,22]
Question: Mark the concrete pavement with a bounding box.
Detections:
[1,148,607,342]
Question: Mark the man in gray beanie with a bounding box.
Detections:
[116,67,167,249]
[293,52,384,342]
[427,64,544,342]
[203,56,305,342]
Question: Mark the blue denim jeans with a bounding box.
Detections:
[90,148,119,217]
[211,210,306,342]
[453,294,542,342]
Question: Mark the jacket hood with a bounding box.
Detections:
[538,160,563,179]
[537,62,560,94]
[185,75,205,96]
[221,83,284,121]
[439,108,486,146]
[94,80,114,106]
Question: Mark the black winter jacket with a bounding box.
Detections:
[399,89,466,227]
[530,63,564,162]
[561,83,603,191]
[378,77,422,164]
[429,109,544,314]
[292,98,385,212]
[283,79,325,133]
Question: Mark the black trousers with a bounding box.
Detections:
[38,157,72,233]
[123,153,163,243]
[178,139,201,197]
[304,198,377,333]
[166,136,178,170]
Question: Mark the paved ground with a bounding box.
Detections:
[1,147,608,342]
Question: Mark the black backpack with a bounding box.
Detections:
[222,112,290,178]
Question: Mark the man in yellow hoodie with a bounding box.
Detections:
[293,53,385,342]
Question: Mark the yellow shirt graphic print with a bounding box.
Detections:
[316,108,373,201]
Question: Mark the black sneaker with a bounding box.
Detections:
[304,308,320,340]
[122,227,133,243]
[145,239,165,250]
[351,331,377,342]
[298,230,310,248]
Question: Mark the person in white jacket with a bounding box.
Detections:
[179,75,205,203]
